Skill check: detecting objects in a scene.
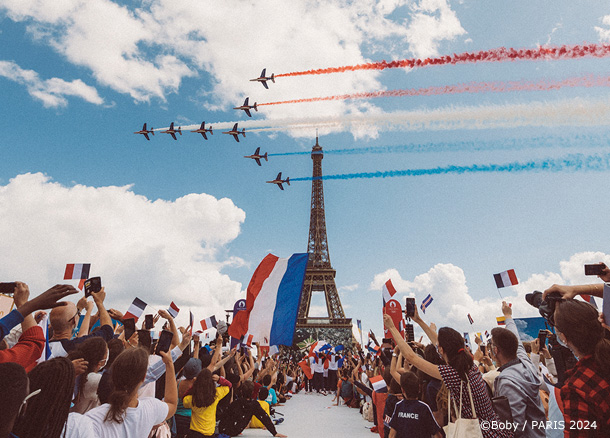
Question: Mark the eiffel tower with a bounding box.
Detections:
[294,137,352,346]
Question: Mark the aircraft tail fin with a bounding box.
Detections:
[271,73,275,83]
[253,103,258,111]
[286,177,290,186]
[241,129,246,137]
[209,127,213,135]
[178,127,182,135]
[263,153,268,161]
[151,128,154,136]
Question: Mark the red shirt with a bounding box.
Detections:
[560,355,610,437]
[0,325,44,372]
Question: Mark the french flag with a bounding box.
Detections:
[228,253,308,346]
[494,269,518,289]
[124,298,147,322]
[369,374,387,393]
[200,315,217,331]
[63,263,91,289]
[467,313,474,324]
[167,302,180,319]
[382,279,397,307]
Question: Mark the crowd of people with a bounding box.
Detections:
[0,262,609,438]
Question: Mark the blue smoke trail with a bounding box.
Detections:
[290,153,610,182]
[268,134,610,157]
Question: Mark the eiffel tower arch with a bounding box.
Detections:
[293,137,353,347]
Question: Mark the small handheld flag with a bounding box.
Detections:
[496,316,506,326]
[200,315,218,331]
[124,298,147,322]
[494,269,518,288]
[467,313,474,325]
[63,263,91,289]
[420,294,433,313]
[189,311,194,335]
[382,279,397,307]
[484,330,490,340]
[369,374,388,393]
[167,302,180,319]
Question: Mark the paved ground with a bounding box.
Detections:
[236,392,376,438]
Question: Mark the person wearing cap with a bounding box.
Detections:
[175,357,202,438]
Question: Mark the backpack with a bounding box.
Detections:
[340,380,354,399]
[362,401,374,422]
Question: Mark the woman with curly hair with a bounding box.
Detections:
[182,368,231,438]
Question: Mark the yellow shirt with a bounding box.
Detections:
[183,386,230,435]
[249,400,270,429]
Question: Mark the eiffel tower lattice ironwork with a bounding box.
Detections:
[296,137,351,331]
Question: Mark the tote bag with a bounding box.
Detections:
[443,378,484,438]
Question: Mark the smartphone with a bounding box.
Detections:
[405,297,415,318]
[602,283,610,325]
[124,318,136,341]
[584,264,605,276]
[0,282,16,295]
[143,314,154,330]
[538,330,547,349]
[83,277,102,297]
[480,345,486,355]
[155,330,173,356]
[405,323,415,342]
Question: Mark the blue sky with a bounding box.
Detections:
[1,0,610,342]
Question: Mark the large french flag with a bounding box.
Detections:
[228,253,308,346]
[494,269,518,288]
[382,279,397,307]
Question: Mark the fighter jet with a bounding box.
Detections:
[250,68,275,89]
[222,123,246,142]
[134,123,154,140]
[233,97,258,117]
[244,147,268,166]
[161,122,182,140]
[191,122,213,140]
[266,172,290,190]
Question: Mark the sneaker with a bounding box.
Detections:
[370,426,378,433]
[273,418,285,425]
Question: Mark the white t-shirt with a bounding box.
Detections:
[329,356,338,371]
[312,357,324,374]
[85,397,169,438]
[62,412,95,438]
[71,372,102,414]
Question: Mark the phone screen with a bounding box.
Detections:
[0,282,16,295]
[155,330,173,356]
[124,318,136,341]
[84,277,102,298]
[584,264,604,276]
[144,314,154,330]
[406,298,415,318]
[603,283,610,325]
[538,330,547,349]
[405,323,415,342]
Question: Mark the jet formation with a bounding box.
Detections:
[135,67,291,189]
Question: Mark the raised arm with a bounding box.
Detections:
[383,313,441,380]
[412,306,438,345]
[158,310,180,349]
[159,350,177,420]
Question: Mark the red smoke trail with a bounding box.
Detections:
[275,43,610,78]
[258,75,610,107]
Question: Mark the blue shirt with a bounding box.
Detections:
[0,309,24,341]
[388,399,441,438]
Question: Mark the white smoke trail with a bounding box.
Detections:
[152,97,610,135]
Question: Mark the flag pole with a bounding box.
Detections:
[496,286,503,299]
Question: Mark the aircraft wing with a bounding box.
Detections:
[245,108,252,117]
[278,183,284,190]
[170,133,177,140]
[255,158,261,166]
[143,133,150,141]
[201,132,208,140]
[232,134,240,142]
[262,81,269,89]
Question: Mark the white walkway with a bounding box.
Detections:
[238,392,375,438]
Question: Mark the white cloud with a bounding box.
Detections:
[0,60,104,107]
[0,0,466,136]
[595,15,610,41]
[0,173,246,325]
[339,283,360,292]
[369,251,610,338]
